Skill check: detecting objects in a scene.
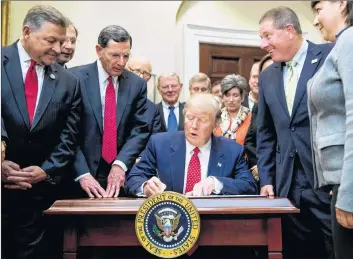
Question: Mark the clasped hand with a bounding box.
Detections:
[1,160,47,190]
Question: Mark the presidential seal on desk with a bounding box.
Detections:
[135,191,200,258]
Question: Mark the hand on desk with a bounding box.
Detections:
[79,174,107,198]
[185,177,215,196]
[143,176,166,197]
[336,208,353,229]
[106,165,125,198]
[260,185,275,197]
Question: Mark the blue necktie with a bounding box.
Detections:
[168,106,178,132]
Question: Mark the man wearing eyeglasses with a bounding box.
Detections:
[69,25,149,198]
[126,57,162,135]
[157,72,185,132]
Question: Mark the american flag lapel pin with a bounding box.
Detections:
[311,58,318,64]
[217,162,222,167]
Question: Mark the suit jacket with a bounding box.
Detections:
[244,103,258,168]
[1,42,81,178]
[256,41,333,198]
[147,99,162,134]
[308,27,353,212]
[125,131,258,196]
[157,102,185,132]
[69,62,149,177]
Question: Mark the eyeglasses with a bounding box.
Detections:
[106,52,131,62]
[129,68,151,80]
[159,84,180,91]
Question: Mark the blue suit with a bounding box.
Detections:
[257,41,333,257]
[147,99,162,134]
[126,131,257,196]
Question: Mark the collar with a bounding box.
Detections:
[162,100,180,109]
[17,40,34,64]
[186,137,212,155]
[97,59,119,85]
[336,26,351,39]
[287,40,308,67]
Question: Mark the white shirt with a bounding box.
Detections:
[137,138,223,195]
[74,60,127,182]
[162,100,180,129]
[183,138,223,194]
[97,59,119,118]
[17,40,45,115]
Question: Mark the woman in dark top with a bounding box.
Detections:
[244,54,273,180]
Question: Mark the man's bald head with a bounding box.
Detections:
[126,56,152,81]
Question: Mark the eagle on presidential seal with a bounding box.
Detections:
[153,208,184,242]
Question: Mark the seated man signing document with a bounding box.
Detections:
[126,94,258,197]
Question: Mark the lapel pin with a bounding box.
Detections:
[217,162,222,167]
[311,58,318,64]
[50,74,56,80]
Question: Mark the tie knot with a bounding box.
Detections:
[286,60,297,68]
[107,76,113,85]
[169,106,175,111]
[193,147,200,155]
[29,59,36,70]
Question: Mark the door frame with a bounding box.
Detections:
[182,24,308,100]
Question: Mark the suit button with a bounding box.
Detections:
[291,126,296,132]
[289,152,294,158]
[94,160,99,165]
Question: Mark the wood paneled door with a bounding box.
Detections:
[199,43,267,86]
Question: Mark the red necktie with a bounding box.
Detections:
[102,76,117,163]
[24,60,38,125]
[185,147,201,193]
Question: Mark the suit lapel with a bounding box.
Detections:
[31,65,57,130]
[158,102,167,131]
[170,134,186,193]
[117,71,130,128]
[207,135,225,178]
[85,62,103,134]
[178,102,184,130]
[273,63,290,119]
[291,41,322,120]
[3,43,30,128]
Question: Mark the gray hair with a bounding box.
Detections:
[184,93,221,122]
[259,6,302,35]
[189,73,211,91]
[221,74,247,97]
[98,25,132,49]
[157,72,181,86]
[23,5,68,30]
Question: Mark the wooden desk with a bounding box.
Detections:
[44,198,299,259]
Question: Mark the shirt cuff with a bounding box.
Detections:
[74,172,90,182]
[136,181,147,195]
[209,176,223,194]
[113,160,128,172]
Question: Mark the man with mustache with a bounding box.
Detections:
[57,20,78,68]
[1,5,81,258]
[257,6,334,258]
[69,25,149,198]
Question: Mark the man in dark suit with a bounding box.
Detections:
[126,94,257,197]
[257,7,333,258]
[1,5,81,258]
[126,56,162,135]
[69,25,149,198]
[156,72,185,132]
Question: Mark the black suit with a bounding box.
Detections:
[1,42,81,258]
[69,62,149,189]
[244,103,258,169]
[147,99,162,134]
[157,101,185,132]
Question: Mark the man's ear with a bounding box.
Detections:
[95,44,103,59]
[22,25,31,41]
